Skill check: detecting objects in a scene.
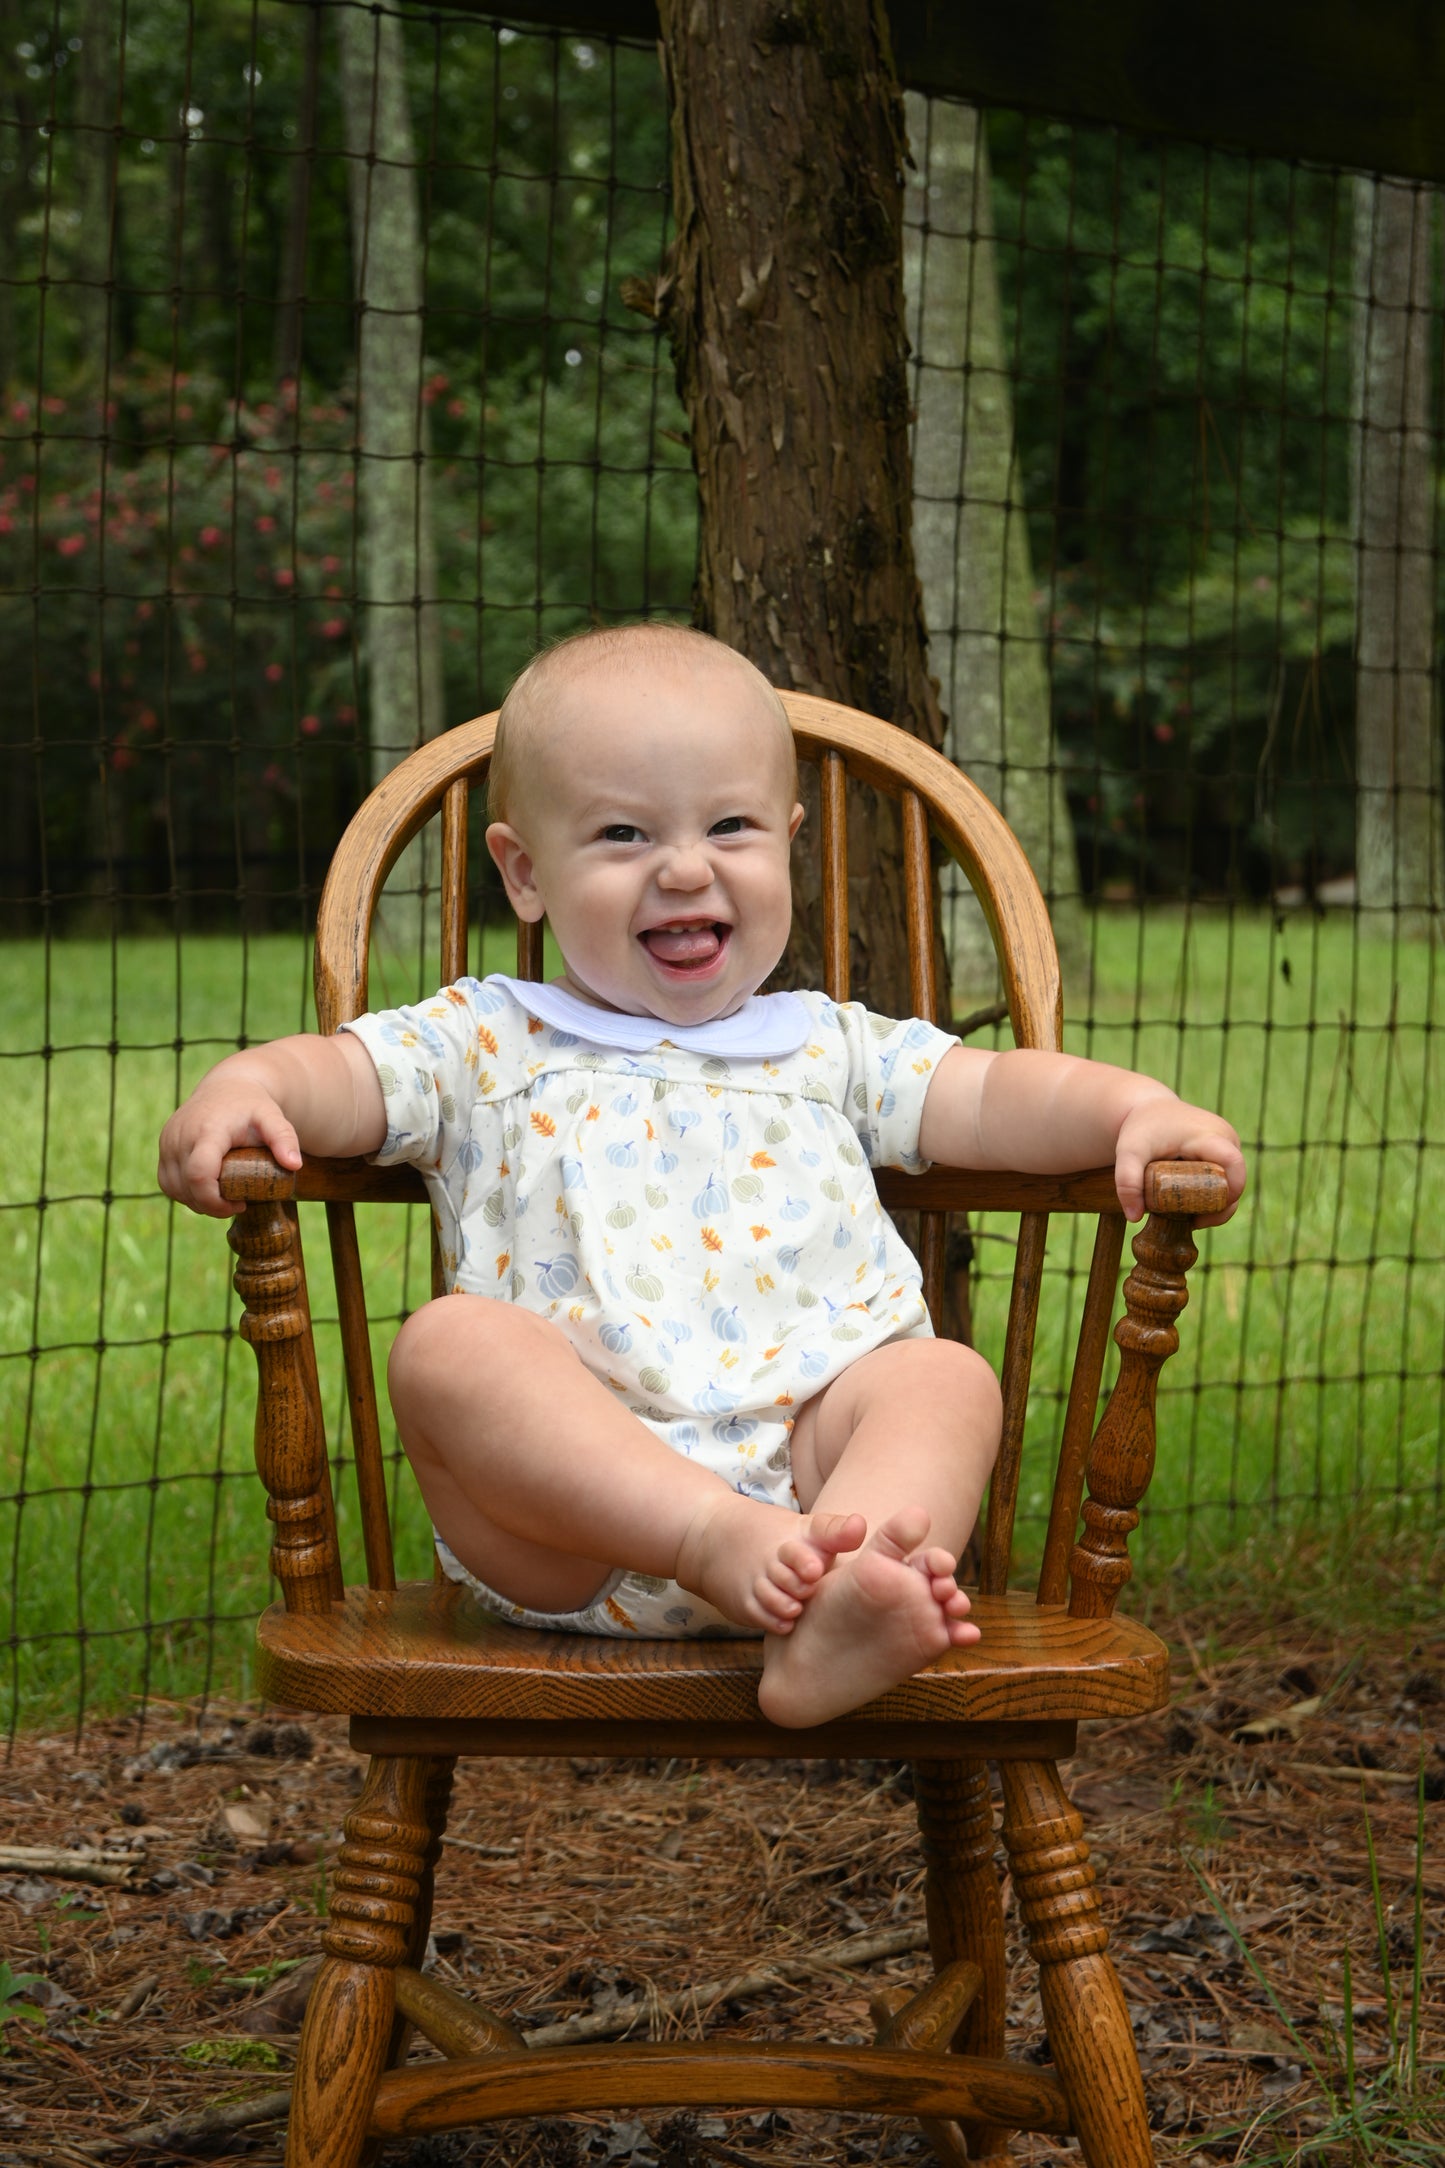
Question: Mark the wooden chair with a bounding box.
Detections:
[220,692,1226,2167]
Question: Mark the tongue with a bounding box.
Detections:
[644,924,722,965]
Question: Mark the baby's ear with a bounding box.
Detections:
[485,822,545,922]
[788,801,805,841]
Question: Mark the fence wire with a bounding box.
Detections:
[2,1,1441,1733]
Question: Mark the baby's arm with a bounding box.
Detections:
[158,1032,387,1218]
[917,1045,1245,1227]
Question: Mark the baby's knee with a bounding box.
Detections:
[906,1337,1003,1451]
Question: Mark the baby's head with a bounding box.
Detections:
[485,623,803,1025]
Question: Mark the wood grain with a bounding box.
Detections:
[255,1586,1167,1725]
[367,2039,1073,2139]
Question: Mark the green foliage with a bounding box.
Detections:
[0,1958,47,2046]
[180,2035,281,2070]
[1190,1779,1444,2162]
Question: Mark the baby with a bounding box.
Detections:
[159,624,1245,1728]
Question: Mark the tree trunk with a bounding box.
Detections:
[902,95,1085,1004]
[274,0,323,388]
[335,3,445,963]
[74,0,118,387]
[656,0,946,1019]
[1351,176,1443,938]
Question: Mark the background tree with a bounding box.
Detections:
[655,0,945,1017]
[1351,175,1443,937]
[903,94,1084,999]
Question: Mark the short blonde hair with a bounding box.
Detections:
[488,622,795,824]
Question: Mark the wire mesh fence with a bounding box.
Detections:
[2,0,1441,1733]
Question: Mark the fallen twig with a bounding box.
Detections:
[75,2084,294,2157]
[0,1843,142,1887]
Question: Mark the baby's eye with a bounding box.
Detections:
[601,823,643,844]
[709,815,748,836]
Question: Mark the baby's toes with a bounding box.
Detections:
[773,1538,827,1593]
[752,1574,803,1627]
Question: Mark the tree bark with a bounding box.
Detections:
[274,0,323,388]
[1351,176,1443,938]
[656,0,946,1018]
[336,3,445,958]
[903,95,1084,1004]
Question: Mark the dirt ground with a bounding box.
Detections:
[0,1598,1440,2167]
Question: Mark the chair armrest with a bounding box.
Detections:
[225,1157,343,1613]
[1067,1160,1226,1620]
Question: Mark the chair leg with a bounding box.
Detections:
[355,1755,459,2168]
[288,1755,434,2168]
[999,1759,1153,2168]
[913,1758,1010,2160]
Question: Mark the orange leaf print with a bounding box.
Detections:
[495,1251,510,1277]
[530,1111,557,1137]
[774,1391,794,1407]
[645,1118,656,1141]
[701,1225,724,1253]
[445,987,468,1006]
[750,1223,771,1241]
[477,1025,498,1055]
[749,1150,775,1169]
[527,1016,545,1034]
[764,1345,783,1361]
[585,1103,601,1121]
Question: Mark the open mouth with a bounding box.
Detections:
[639,921,730,973]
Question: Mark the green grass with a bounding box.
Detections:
[1,907,1442,1728]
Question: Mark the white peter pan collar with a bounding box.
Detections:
[490,975,812,1058]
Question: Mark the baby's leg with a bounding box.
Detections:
[387,1297,862,1631]
[757,1337,1002,1727]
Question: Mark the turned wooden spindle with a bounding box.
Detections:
[870,1963,982,2168]
[227,1191,341,1612]
[913,1759,1010,2159]
[1000,1759,1151,2167]
[1068,1206,1198,1620]
[290,1756,434,2168]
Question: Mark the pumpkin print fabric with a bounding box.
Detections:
[342,977,959,1637]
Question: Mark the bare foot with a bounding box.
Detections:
[755,1508,978,1727]
[675,1493,866,1632]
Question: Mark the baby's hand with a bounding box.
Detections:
[158,1073,303,1218]
[1114,1094,1246,1227]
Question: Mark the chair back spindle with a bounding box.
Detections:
[1036,1213,1127,1606]
[819,747,850,1003]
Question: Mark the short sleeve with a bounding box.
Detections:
[340,975,526,1174]
[826,1001,959,1171]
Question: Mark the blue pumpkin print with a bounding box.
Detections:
[712,1415,758,1446]
[710,1305,747,1345]
[776,1244,802,1275]
[611,1089,638,1115]
[780,1195,810,1222]
[661,1317,694,1344]
[605,1138,640,1169]
[903,1020,937,1049]
[663,1605,695,1627]
[876,1088,897,1117]
[668,1421,700,1453]
[833,1222,851,1249]
[695,1380,741,1415]
[535,1253,581,1300]
[718,1111,740,1151]
[798,1148,822,1168]
[653,1149,679,1175]
[561,1155,586,1190]
[549,1028,580,1048]
[691,1172,729,1219]
[455,1137,484,1173]
[798,1346,830,1378]
[599,1319,633,1355]
[668,1107,700,1136]
[472,981,507,1012]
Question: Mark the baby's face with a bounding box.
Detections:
[486,654,803,1024]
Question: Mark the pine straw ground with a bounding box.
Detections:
[0,1599,1440,2168]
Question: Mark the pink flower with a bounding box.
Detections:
[254,514,276,534]
[188,649,207,673]
[322,554,340,572]
[137,708,158,732]
[265,662,285,683]
[320,617,345,640]
[1153,721,1175,745]
[274,566,295,588]
[0,514,12,535]
[336,704,356,725]
[265,465,282,491]
[447,398,466,419]
[56,533,85,556]
[199,525,222,548]
[10,399,29,420]
[300,714,321,736]
[111,745,136,771]
[136,601,153,622]
[42,394,66,415]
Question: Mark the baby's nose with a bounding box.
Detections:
[657,842,713,888]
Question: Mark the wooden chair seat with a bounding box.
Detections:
[219,692,1229,2165]
[257,1583,1168,1735]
